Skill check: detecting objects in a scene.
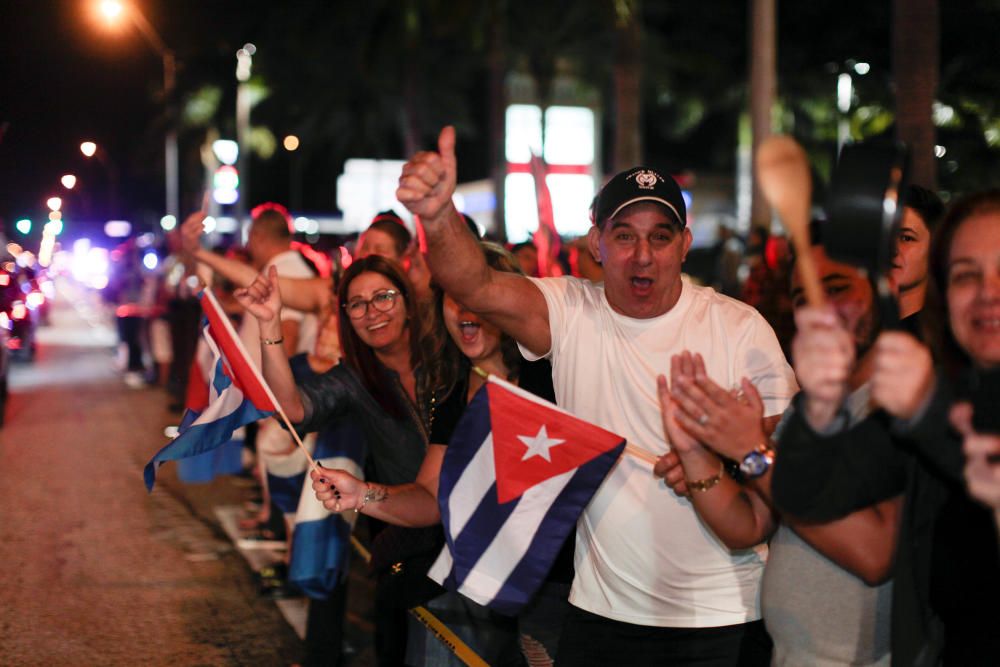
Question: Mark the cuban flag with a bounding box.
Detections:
[144,288,279,492]
[428,375,625,615]
[288,419,366,598]
[529,152,563,278]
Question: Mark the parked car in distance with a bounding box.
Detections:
[0,266,40,361]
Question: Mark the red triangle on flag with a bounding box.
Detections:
[200,290,277,411]
[488,382,624,504]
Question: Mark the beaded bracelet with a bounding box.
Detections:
[355,484,377,513]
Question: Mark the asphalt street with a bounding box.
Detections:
[0,281,374,665]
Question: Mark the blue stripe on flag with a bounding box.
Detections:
[437,388,492,525]
[177,408,201,433]
[287,418,366,598]
[211,359,232,394]
[268,470,307,515]
[448,480,519,589]
[289,512,353,599]
[144,398,271,491]
[488,447,623,614]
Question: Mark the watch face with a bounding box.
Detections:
[740,451,771,478]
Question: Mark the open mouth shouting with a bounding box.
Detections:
[630,276,654,296]
[459,320,481,344]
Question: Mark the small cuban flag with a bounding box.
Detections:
[144,288,279,492]
[428,375,626,615]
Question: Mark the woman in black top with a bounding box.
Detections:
[311,243,569,666]
[237,254,462,667]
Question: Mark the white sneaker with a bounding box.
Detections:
[124,371,145,389]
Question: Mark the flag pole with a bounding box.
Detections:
[200,287,317,468]
[347,535,488,667]
[272,404,317,469]
[472,366,662,466]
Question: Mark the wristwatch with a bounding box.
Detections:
[739,442,775,479]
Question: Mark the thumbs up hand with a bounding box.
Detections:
[397,126,458,224]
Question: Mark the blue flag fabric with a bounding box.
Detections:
[144,289,277,491]
[288,419,366,598]
[429,376,626,615]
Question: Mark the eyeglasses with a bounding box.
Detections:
[342,289,401,319]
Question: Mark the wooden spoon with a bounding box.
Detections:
[755,135,825,307]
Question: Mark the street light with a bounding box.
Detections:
[836,59,869,153]
[235,43,255,223]
[98,0,123,20]
[61,174,77,190]
[78,140,120,215]
[284,135,303,211]
[95,0,178,218]
[46,197,63,212]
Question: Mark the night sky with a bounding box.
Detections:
[0,0,274,240]
[4,1,1000,244]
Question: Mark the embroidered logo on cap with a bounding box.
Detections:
[630,169,663,190]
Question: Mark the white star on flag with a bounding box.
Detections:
[518,425,566,462]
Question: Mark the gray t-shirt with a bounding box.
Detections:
[762,384,893,666]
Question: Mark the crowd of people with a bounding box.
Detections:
[136,124,1000,667]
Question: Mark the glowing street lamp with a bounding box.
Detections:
[46,197,63,212]
[93,0,178,217]
[99,0,123,21]
[284,134,303,210]
[78,140,120,215]
[61,174,77,190]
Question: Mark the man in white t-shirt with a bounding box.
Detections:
[239,204,318,359]
[398,127,796,665]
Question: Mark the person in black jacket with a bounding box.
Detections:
[771,190,1000,666]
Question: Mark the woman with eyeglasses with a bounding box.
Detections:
[237,253,465,666]
[308,243,569,666]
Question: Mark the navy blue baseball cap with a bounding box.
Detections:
[593,167,687,228]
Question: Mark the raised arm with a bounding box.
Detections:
[233,266,306,422]
[396,126,551,356]
[180,212,330,314]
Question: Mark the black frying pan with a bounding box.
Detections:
[825,142,911,329]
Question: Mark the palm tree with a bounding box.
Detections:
[893,0,939,189]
